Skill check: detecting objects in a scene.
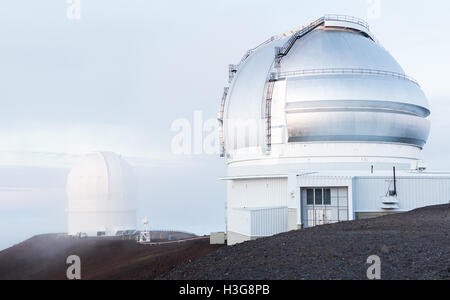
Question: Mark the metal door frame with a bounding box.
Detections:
[301,187,348,228]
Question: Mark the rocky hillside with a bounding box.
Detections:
[161,205,450,280]
[0,232,222,280]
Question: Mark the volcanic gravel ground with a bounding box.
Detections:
[161,205,450,280]
[0,232,222,280]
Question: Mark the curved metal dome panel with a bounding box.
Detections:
[280,30,404,73]
[221,16,431,155]
[286,111,430,147]
[224,38,287,151]
[284,75,430,116]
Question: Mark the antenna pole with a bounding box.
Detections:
[393,167,397,196]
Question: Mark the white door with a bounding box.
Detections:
[307,209,315,227]
[315,209,332,225]
[323,209,332,224]
[315,209,324,225]
[308,209,332,226]
[303,187,348,228]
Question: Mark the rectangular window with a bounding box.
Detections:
[306,189,314,205]
[324,189,331,205]
[315,188,323,205]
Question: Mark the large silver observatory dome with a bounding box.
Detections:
[218,15,430,159]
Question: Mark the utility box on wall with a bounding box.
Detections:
[210,232,226,245]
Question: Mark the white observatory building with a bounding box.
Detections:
[218,15,450,245]
[67,152,137,237]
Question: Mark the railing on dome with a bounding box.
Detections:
[271,68,420,86]
[229,35,279,83]
[237,35,279,67]
[229,15,371,83]
[275,15,371,68]
[323,14,370,29]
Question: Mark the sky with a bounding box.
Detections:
[0,0,449,250]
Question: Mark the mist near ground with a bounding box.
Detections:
[1,0,449,250]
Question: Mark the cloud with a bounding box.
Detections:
[0,187,66,211]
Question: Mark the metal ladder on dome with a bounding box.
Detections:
[218,87,229,157]
[264,79,276,153]
[265,19,325,153]
[265,18,326,153]
[274,17,325,68]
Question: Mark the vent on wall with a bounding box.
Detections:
[381,195,399,210]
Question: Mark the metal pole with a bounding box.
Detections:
[393,167,397,196]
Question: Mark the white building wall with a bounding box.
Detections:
[227,178,288,239]
[227,208,251,237]
[227,178,288,208]
[353,176,450,212]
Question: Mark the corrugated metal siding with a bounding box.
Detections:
[251,207,288,237]
[228,207,288,238]
[353,176,450,211]
[227,178,288,237]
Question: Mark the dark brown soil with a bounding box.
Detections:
[0,232,223,280]
[161,205,450,280]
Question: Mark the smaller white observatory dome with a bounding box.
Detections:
[67,152,137,237]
